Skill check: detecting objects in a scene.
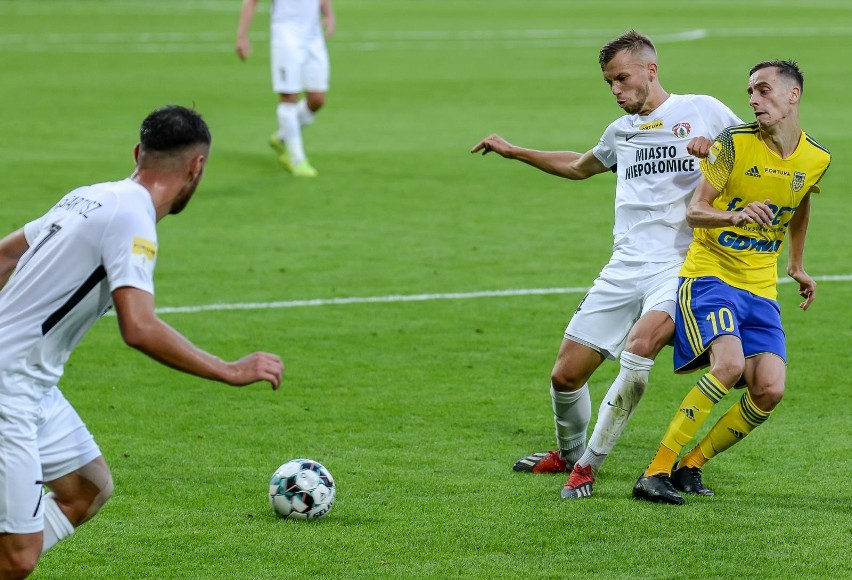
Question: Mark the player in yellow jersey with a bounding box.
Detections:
[632,60,831,504]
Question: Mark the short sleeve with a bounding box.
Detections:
[592,121,619,169]
[699,128,735,193]
[101,204,157,295]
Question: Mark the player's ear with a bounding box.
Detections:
[789,85,801,105]
[133,143,141,163]
[187,154,206,182]
[647,61,658,81]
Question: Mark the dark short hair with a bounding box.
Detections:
[750,59,804,92]
[139,105,211,153]
[599,29,656,70]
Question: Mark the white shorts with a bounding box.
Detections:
[270,23,330,94]
[0,385,101,534]
[564,258,681,360]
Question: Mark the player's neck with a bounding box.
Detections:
[639,88,669,117]
[758,117,802,159]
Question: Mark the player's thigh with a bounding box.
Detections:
[564,260,646,360]
[38,388,104,503]
[674,277,745,377]
[625,259,680,357]
[302,35,329,93]
[270,25,307,94]
[0,402,44,536]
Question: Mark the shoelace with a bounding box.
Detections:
[566,464,593,488]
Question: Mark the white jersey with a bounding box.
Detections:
[0,178,157,399]
[592,94,741,263]
[271,0,322,34]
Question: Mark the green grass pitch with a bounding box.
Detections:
[2,1,850,578]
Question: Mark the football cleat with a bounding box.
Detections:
[632,474,685,505]
[560,464,595,499]
[291,160,318,177]
[512,450,570,474]
[269,133,292,171]
[671,463,715,496]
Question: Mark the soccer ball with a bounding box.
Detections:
[269,458,335,520]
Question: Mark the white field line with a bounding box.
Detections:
[2,27,852,53]
[143,274,852,316]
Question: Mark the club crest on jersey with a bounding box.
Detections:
[672,122,691,138]
[791,171,806,192]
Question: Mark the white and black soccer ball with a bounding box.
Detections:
[269,458,335,520]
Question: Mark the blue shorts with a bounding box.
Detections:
[674,276,786,373]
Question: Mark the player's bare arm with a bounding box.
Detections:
[235,0,259,61]
[471,134,608,180]
[686,177,775,228]
[321,0,336,38]
[0,228,28,289]
[786,192,815,310]
[112,286,284,389]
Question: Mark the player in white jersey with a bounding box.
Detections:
[470,30,741,499]
[0,106,283,579]
[236,0,336,177]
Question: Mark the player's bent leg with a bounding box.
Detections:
[742,353,786,412]
[41,456,113,555]
[514,341,602,474]
[0,532,42,580]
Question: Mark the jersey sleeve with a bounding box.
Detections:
[23,215,49,245]
[101,203,157,295]
[591,121,618,169]
[699,128,735,192]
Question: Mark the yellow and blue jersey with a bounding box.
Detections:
[681,122,830,299]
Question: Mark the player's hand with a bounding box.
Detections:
[324,15,336,38]
[470,134,513,158]
[226,352,284,390]
[733,198,774,227]
[687,136,714,159]
[789,269,816,310]
[235,37,252,61]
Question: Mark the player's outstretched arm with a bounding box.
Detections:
[112,286,284,389]
[0,228,29,290]
[470,134,608,180]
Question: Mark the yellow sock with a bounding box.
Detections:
[645,373,729,476]
[695,391,771,462]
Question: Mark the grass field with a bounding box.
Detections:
[2,1,851,578]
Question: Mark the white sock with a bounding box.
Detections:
[42,493,74,555]
[551,383,591,465]
[579,351,653,473]
[296,99,316,127]
[276,102,306,164]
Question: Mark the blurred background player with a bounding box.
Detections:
[471,30,741,499]
[236,0,336,177]
[633,60,830,504]
[0,105,283,579]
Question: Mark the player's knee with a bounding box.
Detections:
[750,381,785,411]
[307,93,326,111]
[710,358,745,388]
[550,368,586,392]
[0,545,40,579]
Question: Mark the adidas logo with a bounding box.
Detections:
[728,428,745,440]
[745,165,761,178]
[680,407,695,421]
